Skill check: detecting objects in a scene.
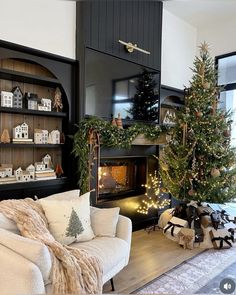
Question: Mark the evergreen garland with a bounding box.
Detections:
[73,116,168,193]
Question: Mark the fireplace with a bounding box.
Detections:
[98,157,146,200]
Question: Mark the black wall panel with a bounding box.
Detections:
[77,0,163,70]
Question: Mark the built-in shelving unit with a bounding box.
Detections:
[0,41,76,199]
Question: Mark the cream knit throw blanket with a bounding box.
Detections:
[0,198,103,294]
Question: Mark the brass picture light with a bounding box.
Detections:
[118,40,151,55]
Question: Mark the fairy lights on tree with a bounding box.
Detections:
[137,171,170,215]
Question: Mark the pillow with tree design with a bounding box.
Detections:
[40,192,94,245]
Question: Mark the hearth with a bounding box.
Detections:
[98,157,146,200]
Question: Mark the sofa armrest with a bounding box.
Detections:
[0,244,45,295]
[0,229,52,283]
[116,215,132,247]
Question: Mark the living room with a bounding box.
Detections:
[0,0,236,294]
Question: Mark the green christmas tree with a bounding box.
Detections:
[159,42,236,203]
[66,208,84,238]
[128,68,158,121]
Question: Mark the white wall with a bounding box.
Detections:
[197,18,236,58]
[161,9,197,89]
[0,0,76,59]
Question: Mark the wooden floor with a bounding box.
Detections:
[103,229,204,294]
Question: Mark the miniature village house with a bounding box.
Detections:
[14,167,23,181]
[12,86,23,109]
[13,122,29,139]
[26,164,35,179]
[34,129,48,144]
[35,162,46,171]
[50,130,60,144]
[21,171,31,182]
[42,154,52,169]
[1,164,13,177]
[25,92,40,110]
[40,98,51,111]
[0,168,6,178]
[1,91,13,108]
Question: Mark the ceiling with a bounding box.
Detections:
[163,0,236,29]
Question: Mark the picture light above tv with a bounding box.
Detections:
[85,48,160,124]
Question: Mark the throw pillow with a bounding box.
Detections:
[90,207,120,237]
[40,192,94,245]
[41,189,80,201]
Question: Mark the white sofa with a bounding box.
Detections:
[0,205,132,295]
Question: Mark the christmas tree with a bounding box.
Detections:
[66,208,84,238]
[159,42,236,203]
[128,68,158,121]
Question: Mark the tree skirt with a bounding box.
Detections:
[134,245,236,294]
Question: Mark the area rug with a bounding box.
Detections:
[134,245,236,294]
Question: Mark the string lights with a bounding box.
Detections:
[137,171,170,215]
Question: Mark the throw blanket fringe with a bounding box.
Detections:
[0,199,103,294]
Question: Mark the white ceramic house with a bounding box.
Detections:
[38,105,48,111]
[14,167,23,181]
[42,130,49,144]
[13,122,29,139]
[50,130,60,144]
[12,86,23,109]
[42,154,52,169]
[35,162,46,171]
[41,98,51,111]
[26,164,35,179]
[34,129,43,144]
[34,129,48,144]
[0,168,6,178]
[21,171,31,182]
[1,91,13,108]
[1,164,13,177]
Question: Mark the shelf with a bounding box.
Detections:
[0,106,67,117]
[0,68,61,87]
[0,177,68,192]
[0,143,64,148]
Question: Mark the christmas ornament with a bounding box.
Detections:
[220,166,227,172]
[161,162,169,171]
[211,168,220,178]
[203,81,211,89]
[223,129,230,137]
[188,188,196,197]
[195,111,203,118]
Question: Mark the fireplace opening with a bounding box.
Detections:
[98,157,146,200]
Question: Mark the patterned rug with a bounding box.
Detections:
[134,246,236,294]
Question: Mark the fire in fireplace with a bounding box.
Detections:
[98,157,146,199]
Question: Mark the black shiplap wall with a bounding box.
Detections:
[77,0,163,71]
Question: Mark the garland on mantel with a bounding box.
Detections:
[72,116,169,193]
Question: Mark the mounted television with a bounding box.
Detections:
[85,48,160,123]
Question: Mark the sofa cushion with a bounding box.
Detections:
[42,189,80,201]
[0,213,19,234]
[90,207,120,237]
[40,192,94,245]
[0,229,51,283]
[71,236,129,278]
